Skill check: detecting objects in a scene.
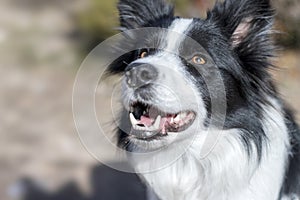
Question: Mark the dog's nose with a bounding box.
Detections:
[125,63,158,88]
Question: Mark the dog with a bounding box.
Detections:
[107,0,300,199]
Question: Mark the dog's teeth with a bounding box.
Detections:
[129,113,139,125]
[153,115,161,130]
[174,114,180,122]
[143,115,161,131]
[170,117,174,123]
[176,112,187,121]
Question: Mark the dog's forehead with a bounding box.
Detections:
[163,18,193,52]
[148,18,210,59]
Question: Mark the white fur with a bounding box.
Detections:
[130,97,290,200]
[165,18,193,52]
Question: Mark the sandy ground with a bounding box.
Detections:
[0,1,299,200]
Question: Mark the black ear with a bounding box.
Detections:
[207,0,277,95]
[117,0,174,29]
[208,0,275,49]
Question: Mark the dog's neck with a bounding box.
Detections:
[132,99,289,200]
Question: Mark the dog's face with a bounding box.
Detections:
[109,0,274,154]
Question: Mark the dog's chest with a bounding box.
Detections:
[139,156,204,200]
[134,147,246,200]
[138,156,241,200]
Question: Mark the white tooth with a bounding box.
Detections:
[174,114,180,122]
[176,112,187,121]
[170,117,174,123]
[153,115,161,130]
[129,113,138,125]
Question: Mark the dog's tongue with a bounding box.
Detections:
[139,116,154,126]
[139,115,170,133]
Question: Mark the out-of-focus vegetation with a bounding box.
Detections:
[74,0,118,50]
[74,0,204,50]
[75,0,300,50]
[274,0,300,48]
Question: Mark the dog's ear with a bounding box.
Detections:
[207,0,274,49]
[207,0,276,93]
[117,0,174,29]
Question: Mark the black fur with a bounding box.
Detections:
[179,18,269,159]
[281,107,300,197]
[118,0,174,29]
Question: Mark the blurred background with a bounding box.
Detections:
[1,0,299,199]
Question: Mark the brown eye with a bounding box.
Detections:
[140,51,148,58]
[192,55,206,65]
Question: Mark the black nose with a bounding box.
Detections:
[125,63,158,88]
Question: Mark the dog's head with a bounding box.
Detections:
[108,0,275,153]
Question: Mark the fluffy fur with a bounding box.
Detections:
[108,0,300,199]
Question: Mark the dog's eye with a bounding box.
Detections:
[140,51,148,58]
[139,50,148,58]
[192,55,206,65]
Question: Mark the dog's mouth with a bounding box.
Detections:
[128,101,196,138]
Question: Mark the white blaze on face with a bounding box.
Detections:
[164,18,193,53]
[124,18,206,122]
[123,17,208,145]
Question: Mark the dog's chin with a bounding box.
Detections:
[125,100,197,151]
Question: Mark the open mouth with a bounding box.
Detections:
[129,102,196,137]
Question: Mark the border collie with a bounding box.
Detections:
[107,0,300,199]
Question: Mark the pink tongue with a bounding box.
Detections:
[138,115,174,132]
[139,116,154,126]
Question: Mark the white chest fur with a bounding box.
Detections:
[131,99,290,200]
